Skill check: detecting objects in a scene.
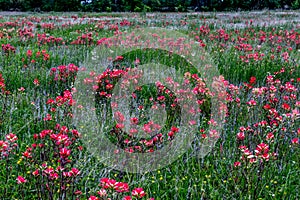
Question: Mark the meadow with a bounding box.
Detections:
[0,11,299,200]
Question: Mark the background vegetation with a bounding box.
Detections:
[0,6,299,199]
[0,0,300,12]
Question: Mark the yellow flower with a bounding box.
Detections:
[205,175,211,179]
[17,159,22,165]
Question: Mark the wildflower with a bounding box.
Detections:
[115,55,123,61]
[6,133,18,143]
[266,133,274,140]
[49,172,59,180]
[32,169,39,176]
[33,78,39,86]
[236,132,245,140]
[168,131,174,138]
[100,178,116,189]
[114,182,129,192]
[43,114,52,121]
[70,168,80,176]
[88,196,99,200]
[59,148,71,158]
[0,140,8,151]
[249,157,257,163]
[44,166,54,174]
[116,123,125,129]
[189,120,196,125]
[247,99,257,106]
[234,162,241,167]
[2,43,15,54]
[255,143,269,155]
[282,103,290,111]
[132,188,146,198]
[249,76,256,85]
[97,37,108,45]
[291,138,299,144]
[98,188,107,197]
[171,126,179,133]
[262,153,270,161]
[27,50,32,57]
[18,87,25,92]
[22,151,32,159]
[16,176,27,184]
[74,190,82,195]
[135,58,140,65]
[130,117,139,125]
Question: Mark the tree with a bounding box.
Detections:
[52,0,80,11]
[292,0,300,9]
[0,0,11,10]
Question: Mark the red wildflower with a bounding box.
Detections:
[266,133,274,140]
[59,148,71,158]
[33,78,39,86]
[132,188,146,198]
[130,117,139,125]
[74,190,82,195]
[255,143,269,155]
[234,161,241,167]
[249,76,256,85]
[236,132,245,140]
[16,176,27,184]
[282,103,290,110]
[88,196,99,200]
[247,99,257,106]
[97,188,107,197]
[291,138,299,144]
[115,55,123,61]
[32,169,39,176]
[6,133,18,143]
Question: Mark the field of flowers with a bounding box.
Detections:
[0,11,299,199]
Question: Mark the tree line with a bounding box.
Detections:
[0,0,299,12]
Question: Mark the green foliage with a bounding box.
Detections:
[1,0,300,11]
[292,0,300,9]
[0,11,299,200]
[0,0,11,10]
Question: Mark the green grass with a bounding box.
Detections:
[0,11,299,200]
